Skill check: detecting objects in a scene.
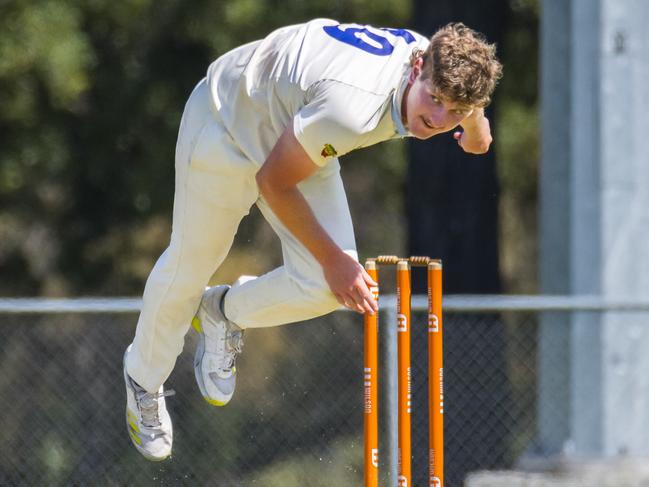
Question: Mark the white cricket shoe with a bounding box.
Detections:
[192,285,244,406]
[123,346,174,461]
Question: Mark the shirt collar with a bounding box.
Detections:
[391,71,412,137]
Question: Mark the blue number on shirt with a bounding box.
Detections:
[323,24,416,56]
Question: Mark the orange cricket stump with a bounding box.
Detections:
[362,256,443,486]
[396,259,412,487]
[428,260,444,487]
[363,260,379,487]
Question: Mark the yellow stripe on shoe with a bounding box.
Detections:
[127,411,140,432]
[129,430,142,445]
[191,316,202,333]
[203,396,228,407]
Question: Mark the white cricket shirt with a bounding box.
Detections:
[206,18,429,166]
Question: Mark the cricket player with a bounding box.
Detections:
[123,19,502,460]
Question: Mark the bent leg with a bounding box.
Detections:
[225,159,357,328]
[126,80,258,392]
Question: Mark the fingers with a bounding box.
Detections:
[343,281,377,315]
[337,285,377,315]
[362,267,378,287]
[453,131,463,148]
[358,269,378,314]
[353,285,378,315]
[329,261,379,315]
[335,289,364,314]
[362,293,378,315]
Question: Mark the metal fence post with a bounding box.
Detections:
[384,304,399,485]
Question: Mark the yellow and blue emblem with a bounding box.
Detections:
[321,143,338,158]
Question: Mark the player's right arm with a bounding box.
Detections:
[255,126,378,315]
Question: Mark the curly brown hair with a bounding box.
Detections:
[411,23,503,107]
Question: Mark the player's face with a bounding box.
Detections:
[402,59,474,139]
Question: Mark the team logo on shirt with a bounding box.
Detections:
[321,143,338,158]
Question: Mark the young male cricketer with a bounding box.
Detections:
[123,18,502,460]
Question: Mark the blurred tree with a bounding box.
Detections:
[0,0,411,296]
[0,2,413,483]
[406,1,516,485]
[0,1,541,484]
[407,3,504,294]
[495,0,539,293]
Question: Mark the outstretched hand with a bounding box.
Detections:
[323,252,378,315]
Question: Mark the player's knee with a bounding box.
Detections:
[313,289,341,315]
[286,248,357,316]
[299,280,340,317]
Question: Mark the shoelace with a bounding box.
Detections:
[137,388,176,429]
[221,328,244,372]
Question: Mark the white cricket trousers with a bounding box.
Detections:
[126,79,357,392]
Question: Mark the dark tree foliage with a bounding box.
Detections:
[406,1,513,484]
[407,1,506,295]
[0,0,410,295]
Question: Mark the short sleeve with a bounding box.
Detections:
[293,80,385,166]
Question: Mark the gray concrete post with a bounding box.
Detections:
[538,0,573,455]
[539,0,649,462]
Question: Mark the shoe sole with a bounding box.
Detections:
[123,361,172,461]
[192,315,229,407]
[125,421,170,462]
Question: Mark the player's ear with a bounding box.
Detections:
[408,56,423,84]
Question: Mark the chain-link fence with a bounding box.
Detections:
[1,297,646,486]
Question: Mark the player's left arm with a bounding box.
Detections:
[454,107,493,154]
